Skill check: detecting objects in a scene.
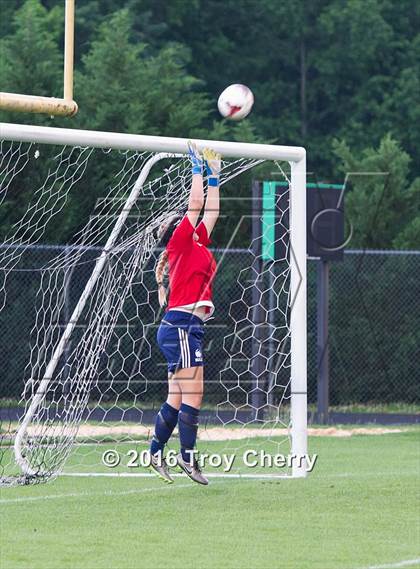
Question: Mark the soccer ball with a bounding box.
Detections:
[217,84,254,121]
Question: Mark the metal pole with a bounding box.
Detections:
[0,94,78,116]
[267,267,275,408]
[64,0,75,101]
[289,154,307,477]
[251,181,264,421]
[316,259,330,423]
[0,123,306,162]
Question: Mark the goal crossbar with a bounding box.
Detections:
[0,123,305,162]
[0,122,307,478]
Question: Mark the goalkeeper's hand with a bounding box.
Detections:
[203,148,221,187]
[188,141,203,175]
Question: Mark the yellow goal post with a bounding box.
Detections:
[0,0,78,117]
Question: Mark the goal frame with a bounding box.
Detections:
[0,122,307,477]
[0,0,78,117]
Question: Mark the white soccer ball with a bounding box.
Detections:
[217,84,254,121]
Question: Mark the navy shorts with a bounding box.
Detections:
[157,310,205,374]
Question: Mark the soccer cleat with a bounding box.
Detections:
[176,452,209,485]
[149,453,174,484]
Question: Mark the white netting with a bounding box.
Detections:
[0,138,293,486]
[0,140,33,206]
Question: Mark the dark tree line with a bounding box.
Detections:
[0,0,419,248]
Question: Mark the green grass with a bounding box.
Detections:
[321,402,420,414]
[1,430,419,569]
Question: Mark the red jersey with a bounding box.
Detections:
[166,215,217,318]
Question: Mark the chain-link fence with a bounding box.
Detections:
[0,245,419,412]
[307,250,420,407]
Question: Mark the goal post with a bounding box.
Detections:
[289,154,307,475]
[0,0,77,117]
[0,122,307,483]
[0,94,78,118]
[0,123,305,161]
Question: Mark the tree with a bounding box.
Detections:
[0,0,22,39]
[334,135,420,249]
[0,0,63,107]
[316,0,420,176]
[0,0,68,239]
[393,178,420,249]
[1,0,419,249]
[73,9,211,137]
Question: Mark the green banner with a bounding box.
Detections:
[261,181,276,262]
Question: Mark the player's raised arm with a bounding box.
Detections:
[202,148,221,237]
[187,142,205,228]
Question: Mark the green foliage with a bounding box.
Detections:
[316,0,420,173]
[393,210,420,249]
[0,0,419,250]
[72,9,214,137]
[333,135,420,249]
[0,0,22,39]
[0,0,62,97]
[73,9,149,134]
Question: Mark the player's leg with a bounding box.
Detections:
[150,378,181,454]
[149,378,180,483]
[174,366,203,463]
[174,365,203,408]
[153,311,208,484]
[149,325,184,483]
[173,365,208,485]
[166,373,182,409]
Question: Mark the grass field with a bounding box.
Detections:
[1,428,419,569]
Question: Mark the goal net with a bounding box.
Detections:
[0,123,307,486]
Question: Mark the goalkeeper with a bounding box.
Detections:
[149,143,221,486]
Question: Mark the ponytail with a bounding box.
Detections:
[155,250,169,307]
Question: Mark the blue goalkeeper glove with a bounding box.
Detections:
[188,141,203,175]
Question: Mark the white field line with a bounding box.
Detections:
[0,480,221,505]
[357,559,420,569]
[60,472,292,479]
[59,470,413,479]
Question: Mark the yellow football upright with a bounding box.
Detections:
[0,0,78,117]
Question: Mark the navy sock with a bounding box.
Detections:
[178,403,200,463]
[150,402,179,455]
